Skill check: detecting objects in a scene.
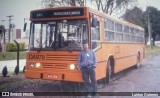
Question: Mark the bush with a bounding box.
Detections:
[19,43,26,51]
[6,43,16,52]
[2,66,8,77]
[6,42,26,52]
[14,65,19,75]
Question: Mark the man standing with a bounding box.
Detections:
[78,40,97,96]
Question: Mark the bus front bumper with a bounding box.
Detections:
[25,70,83,82]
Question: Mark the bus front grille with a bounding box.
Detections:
[43,54,78,69]
[43,63,68,69]
[45,54,78,61]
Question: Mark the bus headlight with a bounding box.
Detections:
[35,63,41,68]
[69,64,75,70]
[30,63,34,67]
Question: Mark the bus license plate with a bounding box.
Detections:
[48,74,58,79]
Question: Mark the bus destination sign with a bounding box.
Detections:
[31,8,84,19]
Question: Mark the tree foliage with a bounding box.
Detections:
[122,7,146,27]
[41,0,85,8]
[146,7,160,45]
[6,42,26,52]
[123,6,160,45]
[147,7,160,35]
[0,25,5,39]
[0,25,5,52]
[41,0,137,15]
[92,0,137,15]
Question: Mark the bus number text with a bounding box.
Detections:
[29,54,45,60]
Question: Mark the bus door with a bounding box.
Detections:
[90,13,101,61]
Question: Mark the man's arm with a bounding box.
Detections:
[88,50,97,68]
[92,51,97,68]
[78,52,82,70]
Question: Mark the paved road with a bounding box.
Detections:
[0,59,25,73]
[41,53,160,98]
[97,53,160,98]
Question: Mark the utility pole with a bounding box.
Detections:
[23,18,28,32]
[148,11,152,49]
[24,18,28,24]
[6,15,14,42]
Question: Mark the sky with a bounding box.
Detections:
[0,0,41,31]
[0,0,160,37]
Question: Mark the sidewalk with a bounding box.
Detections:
[0,59,26,73]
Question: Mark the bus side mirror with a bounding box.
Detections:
[23,23,27,32]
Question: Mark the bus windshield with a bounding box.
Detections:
[29,20,88,51]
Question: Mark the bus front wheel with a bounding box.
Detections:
[106,59,112,83]
[136,52,141,68]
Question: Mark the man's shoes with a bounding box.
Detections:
[94,93,99,96]
[86,94,92,98]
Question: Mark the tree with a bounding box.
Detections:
[0,25,5,39]
[91,0,137,15]
[41,0,85,8]
[122,7,146,27]
[122,7,148,43]
[122,6,160,45]
[146,6,160,46]
[41,0,137,15]
[0,25,6,52]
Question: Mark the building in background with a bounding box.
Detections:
[16,29,21,39]
[6,28,22,42]
[1,28,29,52]
[24,29,30,38]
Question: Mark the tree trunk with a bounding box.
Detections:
[152,36,155,46]
[152,33,156,46]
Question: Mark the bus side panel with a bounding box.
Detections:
[101,43,116,74]
[125,44,137,68]
[95,62,107,80]
[114,44,125,73]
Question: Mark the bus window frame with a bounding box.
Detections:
[28,20,89,51]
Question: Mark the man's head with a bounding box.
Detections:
[83,40,89,50]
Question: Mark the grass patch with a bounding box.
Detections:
[0,51,26,61]
[146,45,160,55]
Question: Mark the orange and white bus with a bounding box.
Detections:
[25,6,145,83]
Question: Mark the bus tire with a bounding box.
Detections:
[101,59,112,86]
[136,52,141,68]
[106,59,112,83]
